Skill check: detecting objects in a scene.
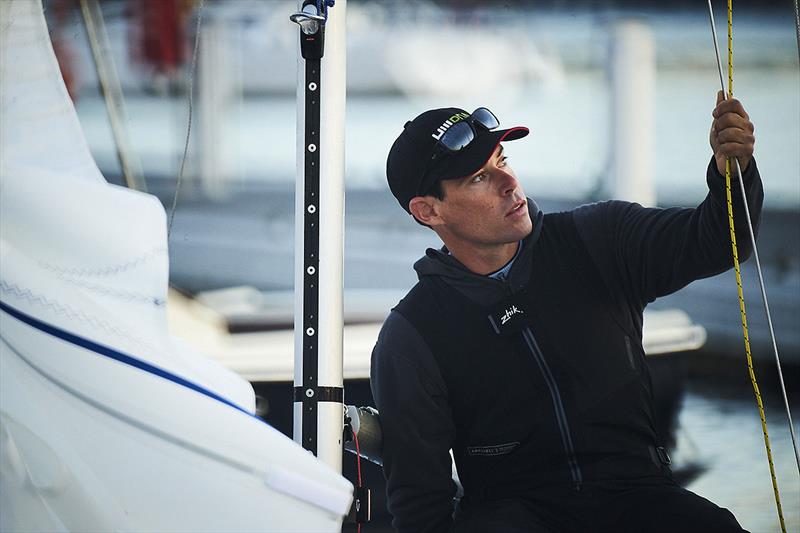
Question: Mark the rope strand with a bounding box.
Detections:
[732,157,800,481]
[706,2,794,531]
[168,0,205,240]
[794,0,800,61]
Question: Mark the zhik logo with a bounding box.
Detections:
[500,305,523,325]
[431,112,470,140]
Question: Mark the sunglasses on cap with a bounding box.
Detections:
[433,107,500,153]
[418,107,500,195]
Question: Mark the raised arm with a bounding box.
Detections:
[574,93,763,309]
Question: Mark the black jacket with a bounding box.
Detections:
[370,158,763,533]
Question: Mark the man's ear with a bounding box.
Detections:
[408,196,442,227]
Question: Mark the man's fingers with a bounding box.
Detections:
[712,97,748,117]
[716,128,755,145]
[716,90,725,105]
[713,113,754,133]
[712,97,749,120]
[716,142,754,158]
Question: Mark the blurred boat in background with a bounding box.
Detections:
[49,0,796,367]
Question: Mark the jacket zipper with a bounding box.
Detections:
[522,327,583,490]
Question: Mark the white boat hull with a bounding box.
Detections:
[0,318,349,532]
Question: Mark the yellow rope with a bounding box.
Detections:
[724,2,786,530]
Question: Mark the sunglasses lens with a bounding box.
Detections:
[471,107,500,130]
[439,121,475,151]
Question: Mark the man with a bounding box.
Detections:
[370,92,760,533]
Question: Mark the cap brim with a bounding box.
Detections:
[421,126,530,192]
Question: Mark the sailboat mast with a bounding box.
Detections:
[292,0,347,473]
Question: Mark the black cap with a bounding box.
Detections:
[386,107,529,214]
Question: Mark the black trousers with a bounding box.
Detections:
[452,479,747,533]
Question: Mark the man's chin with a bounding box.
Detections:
[512,221,533,240]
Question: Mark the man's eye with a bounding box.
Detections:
[471,173,486,183]
[498,156,508,167]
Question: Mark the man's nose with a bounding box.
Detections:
[498,170,519,196]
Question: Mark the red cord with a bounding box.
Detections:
[353,428,363,487]
[352,426,363,533]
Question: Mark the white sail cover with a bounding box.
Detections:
[0,1,352,530]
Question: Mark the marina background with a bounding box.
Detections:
[43,0,799,530]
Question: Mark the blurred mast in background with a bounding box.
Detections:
[197,10,233,200]
[608,18,655,206]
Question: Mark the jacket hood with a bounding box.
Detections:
[413,197,544,307]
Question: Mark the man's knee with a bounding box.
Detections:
[452,498,558,533]
[614,485,747,533]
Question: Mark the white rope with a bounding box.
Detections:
[168,0,205,240]
[794,0,800,62]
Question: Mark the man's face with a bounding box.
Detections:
[434,145,532,249]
